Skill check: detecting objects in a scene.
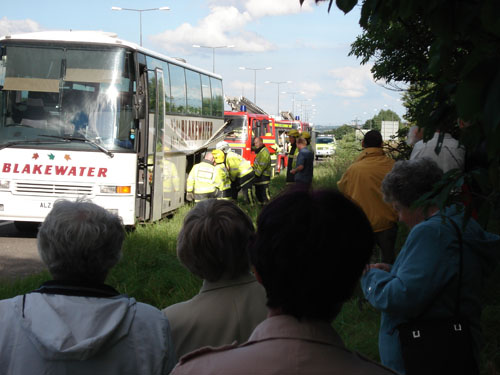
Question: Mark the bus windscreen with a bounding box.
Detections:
[0,45,136,152]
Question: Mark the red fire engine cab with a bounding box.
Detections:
[223,96,277,165]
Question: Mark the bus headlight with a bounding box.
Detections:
[100,185,131,194]
[0,180,10,189]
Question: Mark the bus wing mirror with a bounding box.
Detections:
[133,93,146,119]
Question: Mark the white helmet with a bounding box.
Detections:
[216,141,230,152]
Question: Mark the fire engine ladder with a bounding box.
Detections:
[225,96,268,115]
[280,111,295,121]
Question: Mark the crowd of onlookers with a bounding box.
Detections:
[0,128,498,375]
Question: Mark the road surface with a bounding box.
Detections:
[0,221,46,281]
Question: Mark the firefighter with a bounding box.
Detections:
[269,143,279,178]
[286,129,300,183]
[253,137,272,205]
[216,141,255,205]
[212,149,232,200]
[186,152,219,203]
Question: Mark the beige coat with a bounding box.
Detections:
[163,273,267,361]
[171,315,398,375]
[337,147,398,232]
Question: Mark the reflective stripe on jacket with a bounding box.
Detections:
[288,144,299,169]
[253,146,272,180]
[215,163,232,199]
[225,151,253,181]
[186,160,218,202]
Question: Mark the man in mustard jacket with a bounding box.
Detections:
[337,130,398,264]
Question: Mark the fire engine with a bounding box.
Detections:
[223,96,277,166]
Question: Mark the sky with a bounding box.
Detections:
[0,0,406,126]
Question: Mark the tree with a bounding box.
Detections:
[302,0,500,226]
[363,109,401,131]
[331,124,355,140]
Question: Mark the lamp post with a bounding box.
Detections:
[265,80,292,117]
[238,66,272,104]
[111,6,170,46]
[295,98,312,121]
[282,91,305,118]
[192,44,234,73]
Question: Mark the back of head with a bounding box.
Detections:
[382,158,444,207]
[363,130,383,148]
[296,137,307,146]
[177,199,254,282]
[249,189,374,321]
[204,151,214,163]
[37,199,124,283]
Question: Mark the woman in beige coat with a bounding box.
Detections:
[163,199,267,361]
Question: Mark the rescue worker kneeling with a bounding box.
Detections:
[253,137,272,205]
[216,141,255,205]
[186,152,229,203]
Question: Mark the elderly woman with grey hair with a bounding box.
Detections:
[361,158,500,374]
[0,200,175,375]
[163,199,267,361]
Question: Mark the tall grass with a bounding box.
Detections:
[0,140,498,373]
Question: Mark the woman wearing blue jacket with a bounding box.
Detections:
[362,158,500,374]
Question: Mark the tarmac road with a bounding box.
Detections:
[0,221,46,281]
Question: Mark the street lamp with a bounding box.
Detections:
[111,6,170,46]
[192,44,234,73]
[295,98,312,121]
[238,66,272,104]
[282,91,305,118]
[265,80,292,117]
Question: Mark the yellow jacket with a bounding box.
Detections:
[337,148,398,232]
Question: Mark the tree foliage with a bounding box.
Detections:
[363,109,401,131]
[304,0,500,226]
[330,124,355,140]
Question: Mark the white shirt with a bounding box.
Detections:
[410,132,465,172]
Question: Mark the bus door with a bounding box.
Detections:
[140,67,165,221]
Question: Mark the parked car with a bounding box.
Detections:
[315,135,336,160]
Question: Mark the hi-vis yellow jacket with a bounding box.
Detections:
[225,151,254,182]
[186,160,218,202]
[215,163,232,199]
[337,147,398,232]
[253,146,272,182]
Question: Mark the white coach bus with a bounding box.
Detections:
[0,31,225,228]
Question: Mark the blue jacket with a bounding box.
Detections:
[362,205,500,374]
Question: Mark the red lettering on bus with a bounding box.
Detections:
[33,165,42,174]
[22,165,30,174]
[87,167,95,177]
[55,166,68,175]
[2,163,11,173]
[97,168,107,177]
[79,167,86,176]
[13,164,20,173]
[68,167,77,176]
[45,165,53,175]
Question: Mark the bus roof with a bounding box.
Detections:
[0,30,222,79]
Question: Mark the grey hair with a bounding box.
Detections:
[381,158,444,207]
[177,199,254,282]
[37,199,124,282]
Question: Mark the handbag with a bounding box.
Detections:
[397,219,479,375]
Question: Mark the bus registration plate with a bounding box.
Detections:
[40,202,52,209]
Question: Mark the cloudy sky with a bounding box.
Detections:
[1,0,406,126]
